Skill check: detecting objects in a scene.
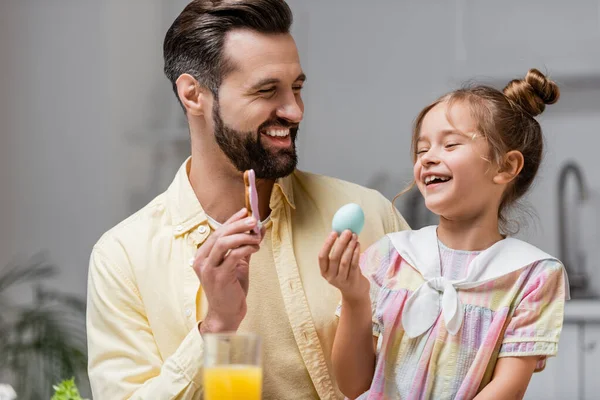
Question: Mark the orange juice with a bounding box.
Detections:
[204,364,262,400]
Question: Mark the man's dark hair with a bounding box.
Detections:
[163,0,293,104]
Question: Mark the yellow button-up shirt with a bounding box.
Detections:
[87,158,408,399]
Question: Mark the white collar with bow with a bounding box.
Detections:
[387,226,570,338]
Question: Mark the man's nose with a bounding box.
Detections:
[276,93,303,123]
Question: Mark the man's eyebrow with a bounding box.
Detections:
[296,73,306,83]
[250,78,280,91]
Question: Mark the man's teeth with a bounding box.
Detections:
[264,129,289,137]
[424,175,451,184]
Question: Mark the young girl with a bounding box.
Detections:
[319,69,569,400]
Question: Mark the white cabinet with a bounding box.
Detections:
[526,324,579,399]
[584,325,600,400]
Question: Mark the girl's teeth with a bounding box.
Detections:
[425,175,450,184]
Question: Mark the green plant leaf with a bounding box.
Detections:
[0,253,90,398]
[0,253,56,294]
[51,377,88,400]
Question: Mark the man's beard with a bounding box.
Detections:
[213,100,299,180]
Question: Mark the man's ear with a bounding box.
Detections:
[493,150,524,185]
[175,74,211,117]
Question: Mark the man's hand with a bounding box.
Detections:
[193,208,264,334]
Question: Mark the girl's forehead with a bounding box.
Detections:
[419,101,479,138]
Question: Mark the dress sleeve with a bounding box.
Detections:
[499,259,567,371]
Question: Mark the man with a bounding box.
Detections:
[86,0,409,398]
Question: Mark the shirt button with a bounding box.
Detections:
[189,257,195,267]
[198,225,208,234]
[175,225,184,233]
[185,309,192,317]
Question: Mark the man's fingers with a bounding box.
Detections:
[206,233,262,267]
[224,207,250,224]
[196,214,258,261]
[220,245,260,271]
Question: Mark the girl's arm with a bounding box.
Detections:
[474,356,538,400]
[332,297,377,398]
[319,230,377,398]
[477,260,567,399]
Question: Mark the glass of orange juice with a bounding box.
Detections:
[203,333,262,400]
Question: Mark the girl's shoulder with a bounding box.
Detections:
[360,229,428,289]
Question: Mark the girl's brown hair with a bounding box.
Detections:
[400,68,560,232]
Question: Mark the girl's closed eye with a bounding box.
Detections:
[445,143,460,149]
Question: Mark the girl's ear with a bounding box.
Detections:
[493,150,524,185]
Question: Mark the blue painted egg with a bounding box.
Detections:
[332,203,365,235]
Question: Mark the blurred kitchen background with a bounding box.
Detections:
[1,0,599,399]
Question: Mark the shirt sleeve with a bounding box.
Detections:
[370,189,410,235]
[87,245,205,399]
[499,259,567,371]
[388,203,411,234]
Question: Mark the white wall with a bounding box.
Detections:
[2,0,600,299]
[0,1,16,269]
[1,1,112,299]
[287,0,600,292]
[0,0,186,299]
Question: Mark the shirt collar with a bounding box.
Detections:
[166,157,296,237]
[166,158,209,237]
[273,172,296,211]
